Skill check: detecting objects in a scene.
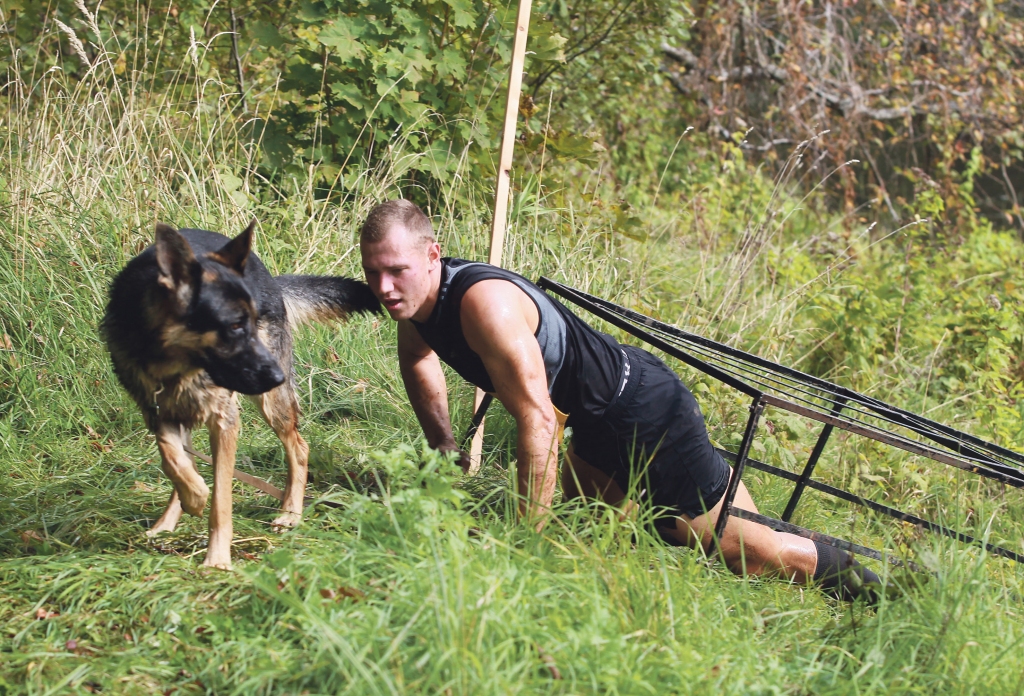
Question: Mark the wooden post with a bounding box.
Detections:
[468,0,533,475]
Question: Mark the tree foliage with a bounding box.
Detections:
[3,0,1022,232]
[662,0,1024,234]
[245,0,567,184]
[0,0,676,199]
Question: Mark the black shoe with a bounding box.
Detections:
[814,541,881,604]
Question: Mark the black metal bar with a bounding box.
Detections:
[658,337,1004,462]
[713,396,765,540]
[729,507,920,570]
[782,398,847,522]
[536,277,1024,568]
[761,394,1024,489]
[537,276,1024,471]
[546,275,1022,485]
[540,277,1024,479]
[460,393,494,450]
[849,394,1023,478]
[653,333,1024,481]
[720,450,800,482]
[536,278,762,399]
[806,479,1024,564]
[542,276,1022,465]
[665,330,1019,476]
[719,449,1024,565]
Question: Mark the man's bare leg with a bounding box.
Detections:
[669,480,817,583]
[563,447,816,582]
[562,442,627,504]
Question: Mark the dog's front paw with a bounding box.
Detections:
[202,557,232,571]
[145,525,172,538]
[271,511,302,531]
[146,494,184,536]
[202,549,232,570]
[178,480,210,516]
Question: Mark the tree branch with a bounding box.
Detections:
[662,43,789,82]
[661,43,697,68]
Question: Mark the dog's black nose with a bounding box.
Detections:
[204,341,286,395]
[232,363,284,395]
[248,360,285,393]
[265,364,286,388]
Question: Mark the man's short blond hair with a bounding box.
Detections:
[360,199,435,245]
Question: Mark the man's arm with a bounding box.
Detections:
[460,280,559,528]
[397,321,467,468]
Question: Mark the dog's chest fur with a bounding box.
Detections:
[128,366,238,430]
[157,371,238,428]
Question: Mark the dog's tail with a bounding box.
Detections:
[276,275,380,328]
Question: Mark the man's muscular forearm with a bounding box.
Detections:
[400,352,456,450]
[397,322,458,452]
[515,408,559,528]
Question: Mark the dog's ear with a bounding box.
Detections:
[155,223,197,291]
[209,219,255,274]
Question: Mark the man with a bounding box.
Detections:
[359,199,879,600]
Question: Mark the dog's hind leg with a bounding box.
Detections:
[252,384,309,530]
[155,424,209,519]
[205,399,241,569]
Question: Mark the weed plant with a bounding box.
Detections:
[2,14,1024,696]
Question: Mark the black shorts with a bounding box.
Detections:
[569,346,731,520]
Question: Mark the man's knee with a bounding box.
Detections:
[561,447,626,505]
[673,484,784,575]
[560,461,582,500]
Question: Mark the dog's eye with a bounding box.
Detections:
[229,322,246,335]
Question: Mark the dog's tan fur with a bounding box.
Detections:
[102,223,378,570]
[139,325,306,569]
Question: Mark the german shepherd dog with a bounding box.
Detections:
[101,221,379,568]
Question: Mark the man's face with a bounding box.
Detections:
[360,225,441,322]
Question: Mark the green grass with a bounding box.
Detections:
[4,38,1024,696]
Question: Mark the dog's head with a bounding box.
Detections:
[154,221,285,395]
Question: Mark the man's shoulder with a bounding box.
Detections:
[460,276,527,311]
[445,257,499,277]
[458,277,538,348]
[448,259,530,300]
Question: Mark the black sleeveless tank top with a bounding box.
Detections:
[410,258,625,425]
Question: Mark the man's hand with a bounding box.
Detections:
[438,442,472,473]
[460,280,560,529]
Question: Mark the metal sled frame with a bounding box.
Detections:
[465,277,1024,568]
